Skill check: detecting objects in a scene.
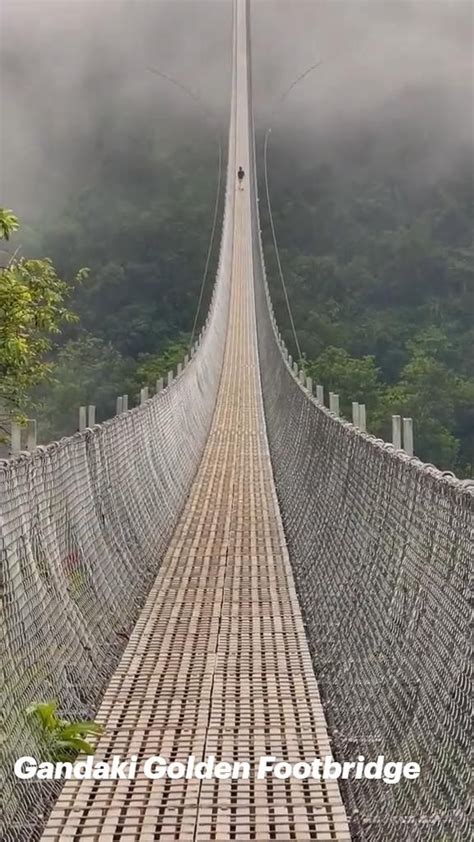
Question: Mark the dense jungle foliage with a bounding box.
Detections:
[8,122,223,442]
[2,113,472,474]
[259,131,473,476]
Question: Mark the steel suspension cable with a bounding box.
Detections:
[263,61,322,363]
[263,127,302,362]
[147,67,224,354]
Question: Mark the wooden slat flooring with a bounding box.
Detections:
[41,2,350,839]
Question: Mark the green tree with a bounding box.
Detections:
[0,210,82,437]
[0,209,19,240]
[134,337,189,387]
[259,135,473,475]
[372,350,474,471]
[306,346,383,419]
[34,335,134,441]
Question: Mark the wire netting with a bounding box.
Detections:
[0,121,236,842]
[249,77,473,840]
[1,6,472,840]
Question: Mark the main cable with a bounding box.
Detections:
[274,61,322,111]
[263,128,302,362]
[263,61,323,364]
[189,140,223,353]
[147,67,224,354]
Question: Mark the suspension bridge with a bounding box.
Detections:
[1,1,471,841]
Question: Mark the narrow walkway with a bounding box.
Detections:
[42,2,349,839]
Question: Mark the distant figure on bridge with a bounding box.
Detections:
[237,166,245,190]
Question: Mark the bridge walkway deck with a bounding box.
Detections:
[41,1,349,839]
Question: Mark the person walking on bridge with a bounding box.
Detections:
[237,165,245,190]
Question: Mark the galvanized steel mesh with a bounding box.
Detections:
[0,102,236,840]
[248,45,473,840]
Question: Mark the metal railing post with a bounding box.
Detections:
[392,415,402,449]
[140,387,149,405]
[352,402,360,427]
[87,405,96,427]
[306,376,313,395]
[116,396,123,415]
[316,384,324,406]
[359,404,367,432]
[403,417,414,456]
[329,393,340,417]
[156,378,163,394]
[11,422,21,454]
[122,394,128,411]
[26,419,37,451]
[167,370,174,387]
[79,406,87,432]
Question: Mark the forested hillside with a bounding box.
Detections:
[259,127,473,476]
[2,0,472,474]
[1,0,230,444]
[18,121,223,441]
[7,118,472,476]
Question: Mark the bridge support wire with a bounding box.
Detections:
[0,1,471,841]
[250,12,472,838]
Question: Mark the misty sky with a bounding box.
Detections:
[1,0,472,215]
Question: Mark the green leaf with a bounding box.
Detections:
[26,701,58,732]
[55,737,96,756]
[59,721,104,739]
[0,208,19,240]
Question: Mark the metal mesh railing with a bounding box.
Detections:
[248,55,472,838]
[0,71,237,840]
[1,4,472,840]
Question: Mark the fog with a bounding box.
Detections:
[1,0,472,216]
[1,0,232,215]
[252,0,472,184]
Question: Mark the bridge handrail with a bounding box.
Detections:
[246,5,472,839]
[250,136,472,495]
[0,14,240,839]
